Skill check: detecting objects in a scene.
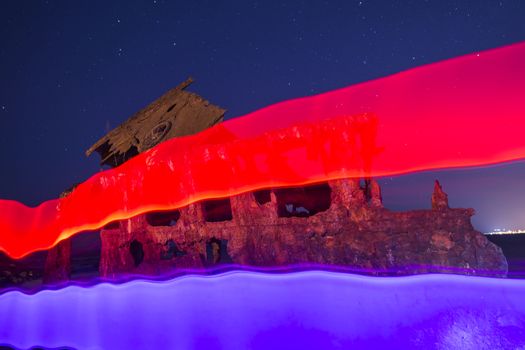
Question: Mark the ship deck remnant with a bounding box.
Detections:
[86,77,225,168]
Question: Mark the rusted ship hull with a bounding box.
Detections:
[99,178,507,278]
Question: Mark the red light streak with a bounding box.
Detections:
[1,42,525,259]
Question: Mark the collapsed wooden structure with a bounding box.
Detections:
[86,77,225,167]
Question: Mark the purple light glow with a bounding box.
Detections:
[1,271,525,349]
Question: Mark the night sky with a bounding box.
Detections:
[1,1,524,232]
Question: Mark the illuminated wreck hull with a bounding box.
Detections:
[99,178,507,279]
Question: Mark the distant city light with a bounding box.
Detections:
[484,228,525,235]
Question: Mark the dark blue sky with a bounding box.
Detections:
[0,0,524,232]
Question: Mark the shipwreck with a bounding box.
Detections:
[37,79,507,284]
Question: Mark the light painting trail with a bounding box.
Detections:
[1,271,524,349]
[1,42,525,258]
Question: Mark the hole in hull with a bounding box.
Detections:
[129,240,144,267]
[205,238,232,265]
[160,239,186,260]
[254,189,271,205]
[203,198,233,222]
[274,183,332,218]
[146,210,180,227]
